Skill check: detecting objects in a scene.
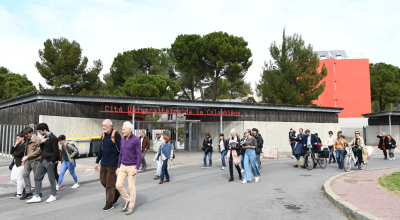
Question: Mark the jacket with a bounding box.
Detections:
[349,137,368,164]
[294,133,307,155]
[24,135,42,162]
[11,142,26,167]
[289,131,296,142]
[254,134,264,154]
[218,138,229,153]
[40,133,59,163]
[157,143,174,169]
[202,138,213,153]
[60,144,78,165]
[240,137,247,155]
[304,134,319,151]
[141,135,150,151]
[153,137,163,153]
[384,137,396,150]
[96,129,122,167]
[334,139,348,151]
[377,135,387,149]
[226,136,241,155]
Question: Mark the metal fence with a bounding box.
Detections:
[0,124,29,164]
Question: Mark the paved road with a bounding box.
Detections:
[1,153,399,220]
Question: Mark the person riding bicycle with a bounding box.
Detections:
[301,129,319,169]
[348,131,368,168]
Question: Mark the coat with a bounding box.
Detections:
[202,137,213,153]
[157,143,174,169]
[305,134,319,151]
[11,142,26,167]
[384,137,396,150]
[141,135,150,151]
[294,133,307,155]
[60,144,78,165]
[349,137,368,164]
[254,134,264,154]
[377,135,387,150]
[217,138,229,153]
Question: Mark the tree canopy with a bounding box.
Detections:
[204,78,251,100]
[35,37,103,94]
[123,74,180,99]
[257,29,327,105]
[0,67,37,101]
[370,63,400,111]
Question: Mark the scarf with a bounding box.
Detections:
[226,136,241,165]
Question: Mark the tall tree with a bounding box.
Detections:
[35,37,103,94]
[202,31,253,102]
[204,78,251,100]
[257,29,328,105]
[0,67,37,101]
[123,74,180,99]
[370,63,400,111]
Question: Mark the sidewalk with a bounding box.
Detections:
[323,167,400,220]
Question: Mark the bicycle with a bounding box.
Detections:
[304,144,327,170]
[344,145,367,172]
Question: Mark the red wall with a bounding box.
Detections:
[313,58,371,117]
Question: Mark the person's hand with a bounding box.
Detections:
[22,156,28,163]
[153,159,156,163]
[299,137,302,140]
[41,138,48,143]
[94,163,99,172]
[303,144,306,147]
[315,142,317,145]
[132,168,138,176]
[208,143,211,146]
[115,168,119,176]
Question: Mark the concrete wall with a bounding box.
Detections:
[198,121,340,153]
[365,125,400,146]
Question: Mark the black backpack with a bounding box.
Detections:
[66,143,80,159]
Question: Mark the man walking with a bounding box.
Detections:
[301,129,319,169]
[289,128,296,159]
[153,132,163,180]
[139,130,150,171]
[94,119,122,211]
[217,133,228,170]
[116,121,142,215]
[252,128,263,169]
[26,123,58,203]
[20,127,42,200]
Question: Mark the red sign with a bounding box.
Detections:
[100,106,243,116]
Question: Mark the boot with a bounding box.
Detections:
[239,173,242,180]
[229,177,234,182]
[142,166,146,171]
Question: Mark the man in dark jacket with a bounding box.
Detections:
[289,129,296,159]
[252,128,263,169]
[139,130,150,171]
[301,129,319,169]
[95,119,122,211]
[26,123,58,204]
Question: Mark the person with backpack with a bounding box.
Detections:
[94,119,122,212]
[56,135,79,190]
[202,133,213,168]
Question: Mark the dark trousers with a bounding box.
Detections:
[356,150,363,164]
[100,166,120,206]
[160,159,169,181]
[228,151,241,179]
[34,159,57,197]
[23,160,39,194]
[53,162,59,184]
[328,146,336,163]
[382,148,388,159]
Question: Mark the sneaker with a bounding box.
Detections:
[389,158,393,161]
[154,175,160,180]
[56,185,60,191]
[159,180,163,184]
[228,177,234,182]
[71,183,79,189]
[207,166,211,168]
[291,156,295,159]
[20,192,33,200]
[126,208,134,215]
[113,194,120,205]
[102,205,114,212]
[11,193,22,199]
[394,157,396,160]
[241,169,244,173]
[121,201,130,212]
[293,165,299,168]
[242,180,247,184]
[255,177,260,182]
[221,166,225,170]
[165,179,170,183]
[202,166,207,169]
[46,195,56,203]
[142,166,147,171]
[26,195,41,204]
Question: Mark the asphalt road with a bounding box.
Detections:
[1,155,399,220]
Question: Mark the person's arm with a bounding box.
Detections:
[68,145,78,158]
[295,135,300,142]
[349,138,354,146]
[135,138,143,170]
[96,140,103,164]
[145,136,150,150]
[117,139,123,169]
[115,131,122,151]
[50,136,59,163]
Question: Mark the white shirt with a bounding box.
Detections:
[140,136,143,147]
[325,136,335,146]
[307,135,311,146]
[220,140,225,152]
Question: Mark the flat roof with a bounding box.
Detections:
[0,92,343,113]
[362,111,400,118]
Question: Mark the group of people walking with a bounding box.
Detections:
[377,132,397,160]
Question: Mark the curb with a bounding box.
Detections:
[322,171,382,220]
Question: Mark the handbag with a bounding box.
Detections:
[318,143,323,147]
[9,160,15,171]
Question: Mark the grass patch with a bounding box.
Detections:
[378,171,400,193]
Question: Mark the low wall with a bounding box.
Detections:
[365,125,400,146]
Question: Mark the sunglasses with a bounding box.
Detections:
[355,133,360,134]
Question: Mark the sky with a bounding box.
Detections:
[1,0,399,93]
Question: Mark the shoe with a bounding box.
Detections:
[113,194,120,205]
[328,162,331,164]
[154,175,160,180]
[26,196,41,204]
[394,157,396,160]
[291,156,295,159]
[241,169,244,173]
[202,166,207,169]
[71,183,79,189]
[293,165,299,168]
[384,158,388,160]
[142,166,146,171]
[56,185,60,191]
[121,201,130,212]
[389,158,393,160]
[11,193,22,199]
[221,166,225,170]
[229,177,234,182]
[255,177,260,182]
[20,193,33,200]
[126,208,134,215]
[159,180,163,184]
[46,195,56,203]
[165,179,170,183]
[301,165,306,169]
[239,174,242,180]
[332,161,336,163]
[242,180,247,184]
[102,205,114,212]
[139,167,144,171]
[207,166,211,168]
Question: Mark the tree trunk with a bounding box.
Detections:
[379,98,384,111]
[196,69,205,101]
[191,87,195,100]
[212,71,219,102]
[182,89,191,100]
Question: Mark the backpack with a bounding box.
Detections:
[66,143,80,159]
[101,130,122,152]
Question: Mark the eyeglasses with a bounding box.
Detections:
[355,133,360,134]
[156,134,160,135]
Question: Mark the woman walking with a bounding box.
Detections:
[377,132,388,160]
[239,133,247,173]
[10,132,26,198]
[385,135,396,160]
[325,131,336,164]
[217,134,228,170]
[202,133,213,168]
[154,135,174,184]
[226,129,242,182]
[242,129,260,184]
[334,134,349,169]
[56,135,79,190]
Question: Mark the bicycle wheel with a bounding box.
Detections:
[318,157,327,169]
[344,155,352,172]
[304,153,314,170]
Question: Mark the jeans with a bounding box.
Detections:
[204,151,212,167]
[23,160,39,194]
[155,153,162,176]
[11,165,25,194]
[240,155,244,169]
[290,142,296,156]
[221,150,227,167]
[34,159,57,197]
[141,149,147,168]
[58,161,78,185]
[388,149,395,159]
[160,159,169,181]
[328,146,336,163]
[256,154,261,168]
[243,149,261,181]
[336,150,345,168]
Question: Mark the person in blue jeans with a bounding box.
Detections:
[334,134,348,169]
[242,129,261,184]
[217,134,228,170]
[56,135,79,190]
[202,133,213,168]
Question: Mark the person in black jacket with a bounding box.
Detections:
[26,123,59,204]
[217,134,229,170]
[289,129,296,159]
[377,132,388,159]
[227,129,242,182]
[385,135,396,160]
[239,133,247,173]
[252,128,263,169]
[202,133,213,168]
[10,132,26,199]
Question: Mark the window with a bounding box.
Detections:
[335,81,337,91]
[168,114,174,120]
[335,99,337,107]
